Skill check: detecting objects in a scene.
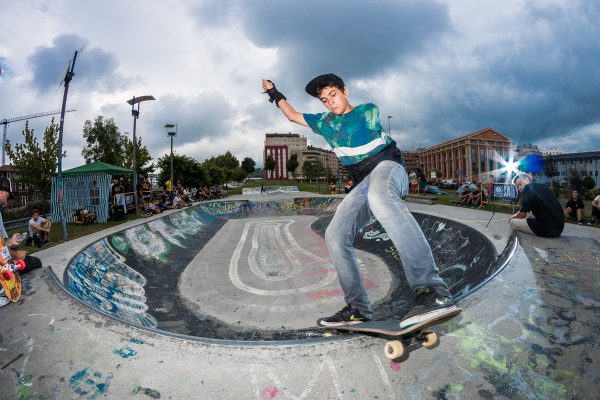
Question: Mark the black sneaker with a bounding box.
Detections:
[400,288,455,329]
[317,305,370,327]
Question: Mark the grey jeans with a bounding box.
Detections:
[325,161,450,318]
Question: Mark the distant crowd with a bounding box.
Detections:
[110,177,226,219]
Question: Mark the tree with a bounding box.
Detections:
[582,176,595,192]
[566,168,584,191]
[156,153,207,188]
[82,116,126,165]
[543,155,559,183]
[286,153,299,178]
[204,151,239,187]
[231,167,248,186]
[265,155,276,178]
[4,120,63,199]
[82,115,153,174]
[241,157,256,174]
[123,136,154,177]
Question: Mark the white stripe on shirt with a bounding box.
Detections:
[333,135,387,158]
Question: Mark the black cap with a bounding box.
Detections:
[0,177,15,199]
[305,73,345,97]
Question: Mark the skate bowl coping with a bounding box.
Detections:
[242,186,299,194]
[56,197,516,344]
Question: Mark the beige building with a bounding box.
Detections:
[420,128,512,183]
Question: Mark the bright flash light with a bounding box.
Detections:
[496,152,521,176]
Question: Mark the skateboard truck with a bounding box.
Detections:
[1,260,25,281]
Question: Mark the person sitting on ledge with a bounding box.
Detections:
[26,209,52,247]
[509,172,564,238]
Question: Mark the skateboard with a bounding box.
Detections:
[0,237,26,302]
[323,307,462,360]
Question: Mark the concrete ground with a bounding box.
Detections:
[0,192,599,399]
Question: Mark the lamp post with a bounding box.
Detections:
[164,123,177,187]
[387,115,393,136]
[126,95,155,214]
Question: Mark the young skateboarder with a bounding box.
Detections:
[261,74,454,327]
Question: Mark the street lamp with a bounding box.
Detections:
[387,115,393,136]
[164,123,177,186]
[126,95,155,214]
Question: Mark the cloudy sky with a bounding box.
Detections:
[1,0,599,170]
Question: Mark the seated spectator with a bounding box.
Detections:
[468,186,482,207]
[329,182,336,194]
[0,178,42,307]
[172,190,190,208]
[201,186,212,200]
[564,190,585,224]
[591,193,600,225]
[112,178,126,209]
[26,209,52,248]
[157,194,173,211]
[456,185,472,206]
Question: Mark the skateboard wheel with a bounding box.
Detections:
[384,340,404,359]
[16,260,26,271]
[422,331,438,348]
[2,270,12,280]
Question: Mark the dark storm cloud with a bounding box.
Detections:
[28,34,129,92]
[382,1,600,148]
[193,0,450,83]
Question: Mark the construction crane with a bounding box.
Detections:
[0,109,76,165]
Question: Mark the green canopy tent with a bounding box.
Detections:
[51,161,132,223]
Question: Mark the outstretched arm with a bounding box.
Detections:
[262,79,308,127]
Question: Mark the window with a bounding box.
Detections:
[471,148,478,175]
[480,148,486,173]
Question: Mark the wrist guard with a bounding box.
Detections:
[265,80,286,107]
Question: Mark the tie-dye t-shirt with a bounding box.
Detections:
[303,103,395,166]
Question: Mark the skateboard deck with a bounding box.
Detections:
[0,268,22,302]
[324,307,462,359]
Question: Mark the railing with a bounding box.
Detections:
[4,214,51,230]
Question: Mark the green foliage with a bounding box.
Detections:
[585,188,600,201]
[265,155,276,172]
[123,136,154,176]
[566,168,584,190]
[82,116,126,165]
[302,160,325,182]
[82,115,153,174]
[231,167,248,184]
[286,153,299,177]
[156,152,207,188]
[582,176,595,191]
[543,155,559,179]
[4,119,63,199]
[203,151,239,186]
[241,157,256,174]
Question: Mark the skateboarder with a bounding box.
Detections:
[261,74,454,327]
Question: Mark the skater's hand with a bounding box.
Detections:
[262,79,274,91]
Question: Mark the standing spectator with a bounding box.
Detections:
[564,190,585,224]
[509,172,564,237]
[409,170,418,194]
[344,178,353,193]
[417,168,427,194]
[112,178,126,209]
[27,209,52,247]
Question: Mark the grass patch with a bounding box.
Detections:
[8,214,142,255]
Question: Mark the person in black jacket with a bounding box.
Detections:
[509,172,564,237]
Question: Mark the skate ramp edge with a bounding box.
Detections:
[50,197,517,344]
